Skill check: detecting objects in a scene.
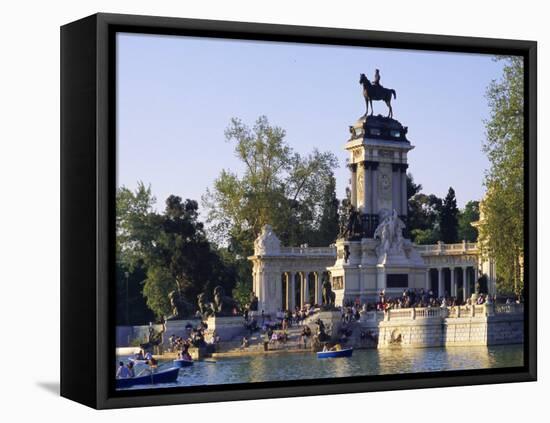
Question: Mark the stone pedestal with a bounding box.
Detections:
[204,315,246,342]
[328,235,427,305]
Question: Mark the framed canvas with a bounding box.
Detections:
[60,13,537,409]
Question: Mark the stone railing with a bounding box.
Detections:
[494,303,524,315]
[279,246,336,256]
[416,241,478,255]
[376,303,524,322]
[360,310,385,323]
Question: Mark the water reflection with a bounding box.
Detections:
[119,344,523,390]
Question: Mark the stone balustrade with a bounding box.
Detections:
[416,241,478,255]
[370,303,524,348]
[279,246,336,256]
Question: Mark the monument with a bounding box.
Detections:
[328,70,427,305]
[249,70,492,313]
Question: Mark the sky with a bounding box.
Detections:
[116,32,510,212]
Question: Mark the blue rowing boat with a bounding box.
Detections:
[116,367,180,389]
[316,347,353,358]
[173,359,194,368]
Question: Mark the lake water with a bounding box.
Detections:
[118,344,524,390]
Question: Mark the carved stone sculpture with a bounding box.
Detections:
[254,224,281,255]
[374,209,406,257]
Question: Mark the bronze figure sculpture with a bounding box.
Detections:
[212,285,240,316]
[359,72,397,118]
[321,276,336,308]
[197,292,214,319]
[166,290,193,320]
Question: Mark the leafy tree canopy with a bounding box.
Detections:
[478,56,524,295]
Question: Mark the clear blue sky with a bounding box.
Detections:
[117,33,508,212]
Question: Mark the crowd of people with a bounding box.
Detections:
[349,288,496,314]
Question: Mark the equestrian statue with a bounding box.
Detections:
[359,69,397,119]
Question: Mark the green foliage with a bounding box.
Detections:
[232,280,252,310]
[408,176,477,245]
[411,228,441,245]
[115,263,155,326]
[117,186,237,321]
[142,266,176,320]
[202,116,339,275]
[407,175,443,244]
[440,187,459,243]
[116,182,159,269]
[314,173,340,246]
[479,56,524,295]
[458,200,480,242]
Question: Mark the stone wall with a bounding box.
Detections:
[371,306,524,349]
[115,324,165,347]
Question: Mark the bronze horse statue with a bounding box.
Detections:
[359,73,397,118]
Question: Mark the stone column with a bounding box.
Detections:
[450,267,456,297]
[392,164,401,214]
[363,162,371,215]
[462,266,469,301]
[401,164,408,217]
[371,162,378,216]
[438,268,444,298]
[349,163,357,207]
[288,273,296,311]
[303,273,310,307]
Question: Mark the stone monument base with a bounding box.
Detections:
[163,318,200,347]
[205,315,246,342]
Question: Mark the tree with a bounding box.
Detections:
[458,200,480,242]
[202,116,338,290]
[478,57,524,295]
[440,187,459,243]
[116,182,159,269]
[314,172,340,246]
[117,185,237,320]
[406,173,422,202]
[407,172,443,244]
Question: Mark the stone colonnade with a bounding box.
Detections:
[426,265,479,301]
[280,270,329,311]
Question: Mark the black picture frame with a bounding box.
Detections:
[60,12,537,409]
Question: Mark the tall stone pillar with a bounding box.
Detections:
[438,268,444,298]
[371,162,378,218]
[462,266,469,301]
[450,267,456,297]
[401,164,408,218]
[349,163,357,207]
[363,161,371,214]
[303,273,310,307]
[392,163,401,215]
